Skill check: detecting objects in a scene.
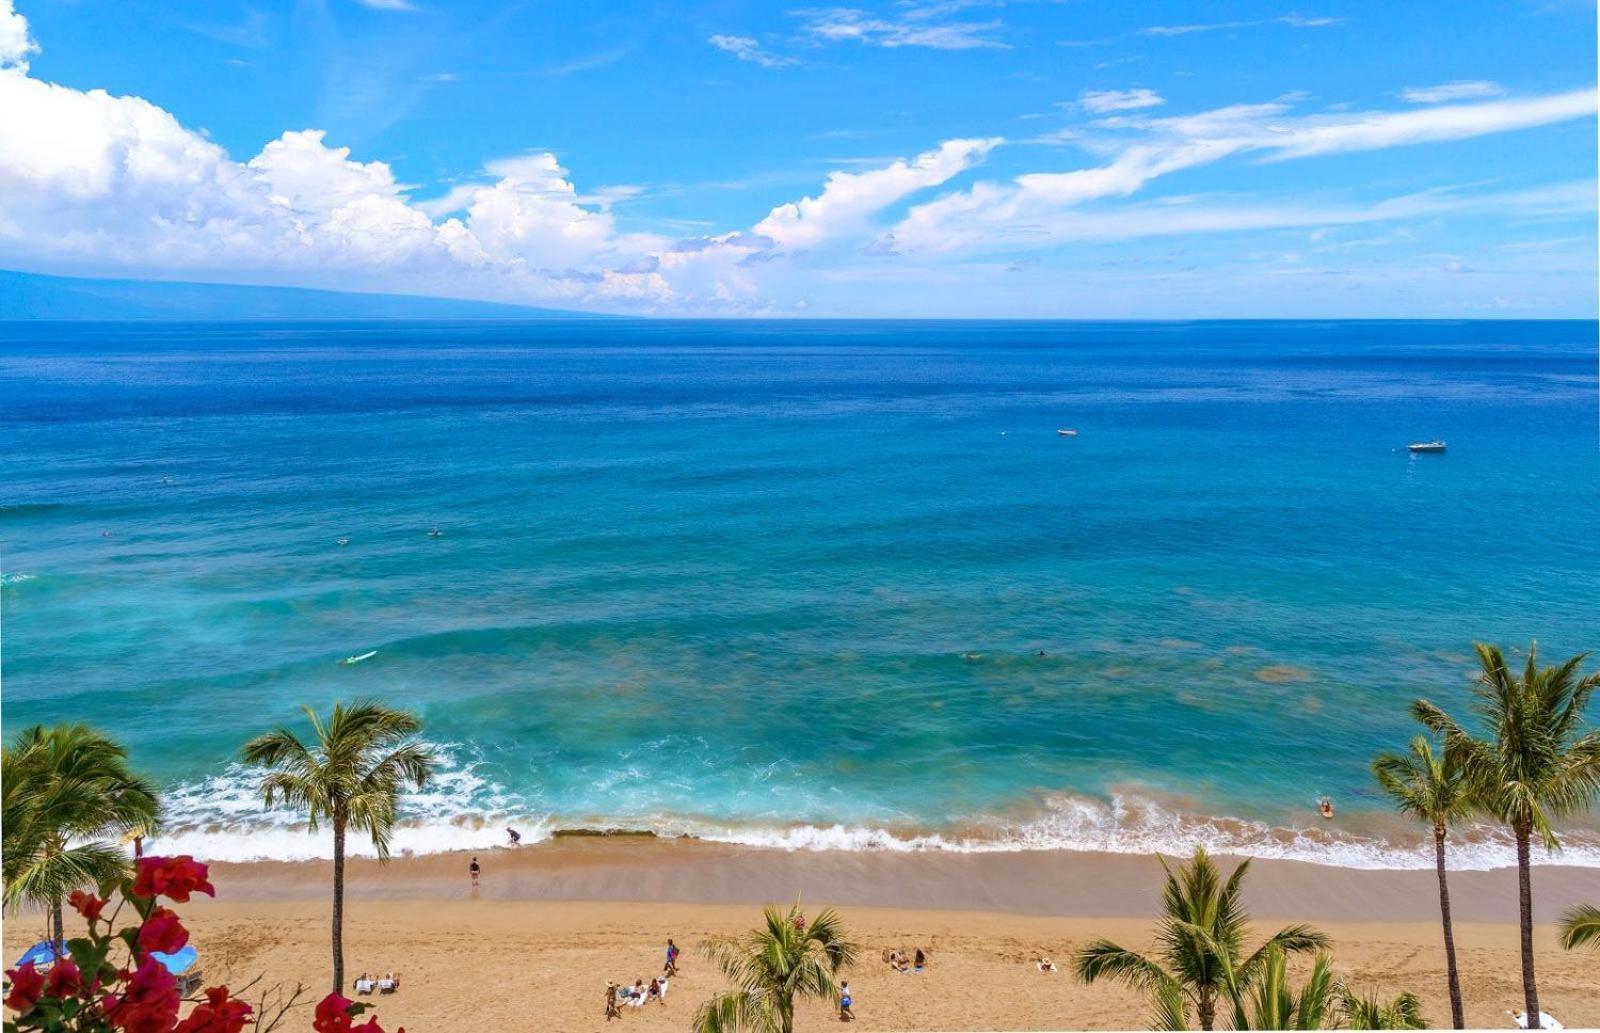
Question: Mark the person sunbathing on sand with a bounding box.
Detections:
[1036,957,1057,973]
[354,973,375,995]
[630,979,647,1007]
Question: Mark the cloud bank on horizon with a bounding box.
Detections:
[0,0,1594,317]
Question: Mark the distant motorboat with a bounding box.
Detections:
[1408,440,1446,454]
[1056,428,1078,437]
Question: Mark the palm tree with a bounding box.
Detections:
[1372,735,1470,1028]
[1413,643,1600,1029]
[241,700,434,993]
[1337,985,1427,1030]
[694,902,859,1033]
[2,724,159,945]
[1561,904,1600,950]
[1232,942,1336,1030]
[1074,847,1328,1030]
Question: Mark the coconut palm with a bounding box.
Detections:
[693,902,859,1033]
[1337,985,1427,1030]
[241,700,434,993]
[1074,847,1329,1031]
[1413,643,1600,1029]
[1561,904,1600,950]
[2,724,159,945]
[1372,735,1470,1028]
[1232,942,1337,1030]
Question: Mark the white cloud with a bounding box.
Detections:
[1078,88,1163,113]
[1,0,37,70]
[1399,80,1506,103]
[708,35,797,68]
[354,0,416,10]
[893,89,1599,254]
[796,6,1009,49]
[1140,14,1343,36]
[753,137,999,250]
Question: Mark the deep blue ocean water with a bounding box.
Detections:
[2,319,1597,866]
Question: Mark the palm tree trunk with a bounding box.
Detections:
[49,896,64,947]
[1433,827,1464,1029]
[332,819,346,995]
[1198,993,1215,1031]
[1515,823,1540,1029]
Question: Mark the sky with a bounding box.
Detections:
[0,0,1595,317]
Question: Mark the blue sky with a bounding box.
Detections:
[0,0,1595,316]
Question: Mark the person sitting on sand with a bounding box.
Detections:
[605,981,621,1020]
[377,972,399,993]
[630,979,647,1007]
[1319,797,1334,820]
[1036,957,1057,973]
[354,973,375,995]
[839,980,854,1022]
[646,978,662,1005]
[913,948,926,972]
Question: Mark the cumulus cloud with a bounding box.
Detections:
[1078,88,1163,113]
[1,0,36,69]
[708,34,797,68]
[1400,80,1506,103]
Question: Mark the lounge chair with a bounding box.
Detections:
[1510,1011,1563,1030]
[354,978,376,996]
[377,975,399,994]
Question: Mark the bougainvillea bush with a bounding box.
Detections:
[3,856,400,1033]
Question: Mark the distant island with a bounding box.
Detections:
[0,270,605,321]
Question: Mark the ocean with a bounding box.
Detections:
[2,319,1597,869]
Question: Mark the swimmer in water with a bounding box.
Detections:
[1319,798,1334,819]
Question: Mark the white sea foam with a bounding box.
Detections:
[152,749,1600,870]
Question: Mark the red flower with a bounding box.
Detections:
[101,955,180,1033]
[139,907,189,955]
[70,889,109,922]
[312,993,401,1033]
[173,985,253,1033]
[4,962,44,1013]
[43,959,83,998]
[133,856,214,904]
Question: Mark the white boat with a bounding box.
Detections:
[1056,428,1078,437]
[1407,440,1446,453]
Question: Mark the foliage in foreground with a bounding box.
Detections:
[693,903,858,1033]
[1,855,401,1033]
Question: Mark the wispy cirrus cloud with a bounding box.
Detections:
[1140,14,1343,36]
[1078,88,1163,113]
[708,34,798,68]
[795,5,1009,50]
[354,0,415,10]
[891,88,1598,254]
[1400,80,1506,103]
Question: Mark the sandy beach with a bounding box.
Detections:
[8,841,1596,1031]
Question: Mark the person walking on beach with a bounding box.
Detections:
[604,981,620,1020]
[839,981,854,1022]
[665,938,680,976]
[469,856,481,887]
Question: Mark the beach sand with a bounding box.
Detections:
[7,841,1597,1031]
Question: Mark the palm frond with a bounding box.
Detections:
[1560,904,1600,951]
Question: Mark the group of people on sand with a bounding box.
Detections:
[604,939,681,1020]
[882,947,926,974]
[352,972,400,995]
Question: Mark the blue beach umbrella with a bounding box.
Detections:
[150,945,198,975]
[13,941,65,969]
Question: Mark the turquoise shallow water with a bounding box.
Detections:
[2,319,1597,866]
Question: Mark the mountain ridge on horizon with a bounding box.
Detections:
[0,270,606,321]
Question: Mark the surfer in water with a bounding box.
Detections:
[507,827,521,846]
